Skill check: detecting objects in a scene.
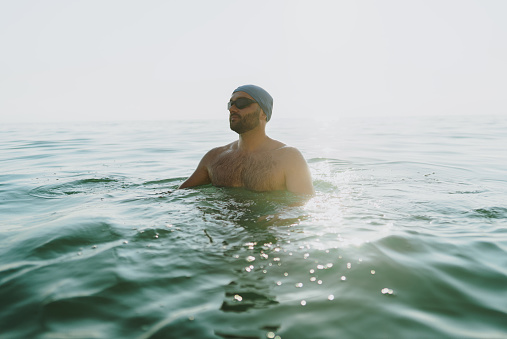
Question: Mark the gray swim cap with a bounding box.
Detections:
[233,84,273,122]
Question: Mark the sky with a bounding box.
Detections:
[1,0,506,123]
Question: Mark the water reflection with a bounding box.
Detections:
[196,186,311,230]
[220,280,279,312]
[186,187,315,322]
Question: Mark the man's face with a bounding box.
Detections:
[228,91,262,134]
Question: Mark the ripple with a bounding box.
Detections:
[29,177,120,199]
[5,217,123,262]
[469,207,507,219]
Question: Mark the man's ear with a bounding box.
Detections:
[261,110,267,122]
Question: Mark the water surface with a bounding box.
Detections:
[1,116,506,338]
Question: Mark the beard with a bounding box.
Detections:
[229,107,261,134]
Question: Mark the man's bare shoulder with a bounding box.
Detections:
[215,141,238,152]
[273,145,310,169]
[203,141,237,160]
[274,145,305,158]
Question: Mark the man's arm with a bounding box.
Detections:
[283,148,315,195]
[179,151,213,189]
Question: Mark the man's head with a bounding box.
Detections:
[232,85,273,122]
[228,91,262,134]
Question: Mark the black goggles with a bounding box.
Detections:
[227,97,257,110]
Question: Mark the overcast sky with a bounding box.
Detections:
[1,0,506,123]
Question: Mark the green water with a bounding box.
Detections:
[1,117,506,338]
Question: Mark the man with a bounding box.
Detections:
[179,84,314,195]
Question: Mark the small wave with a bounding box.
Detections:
[77,178,117,184]
[308,157,351,165]
[0,218,124,288]
[131,227,174,241]
[469,207,507,219]
[142,178,184,195]
[221,280,279,313]
[29,177,120,199]
[449,190,484,195]
[16,217,123,261]
[143,177,185,186]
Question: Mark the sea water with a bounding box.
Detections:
[1,116,506,338]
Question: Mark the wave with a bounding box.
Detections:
[28,177,121,199]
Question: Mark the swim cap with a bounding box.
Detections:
[233,84,273,122]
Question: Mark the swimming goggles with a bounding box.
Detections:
[227,97,257,110]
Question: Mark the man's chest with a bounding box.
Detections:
[208,152,285,191]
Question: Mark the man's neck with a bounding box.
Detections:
[237,128,269,152]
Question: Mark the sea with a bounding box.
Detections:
[1,115,506,339]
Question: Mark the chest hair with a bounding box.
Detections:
[210,151,280,191]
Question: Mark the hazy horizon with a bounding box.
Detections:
[2,0,506,124]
